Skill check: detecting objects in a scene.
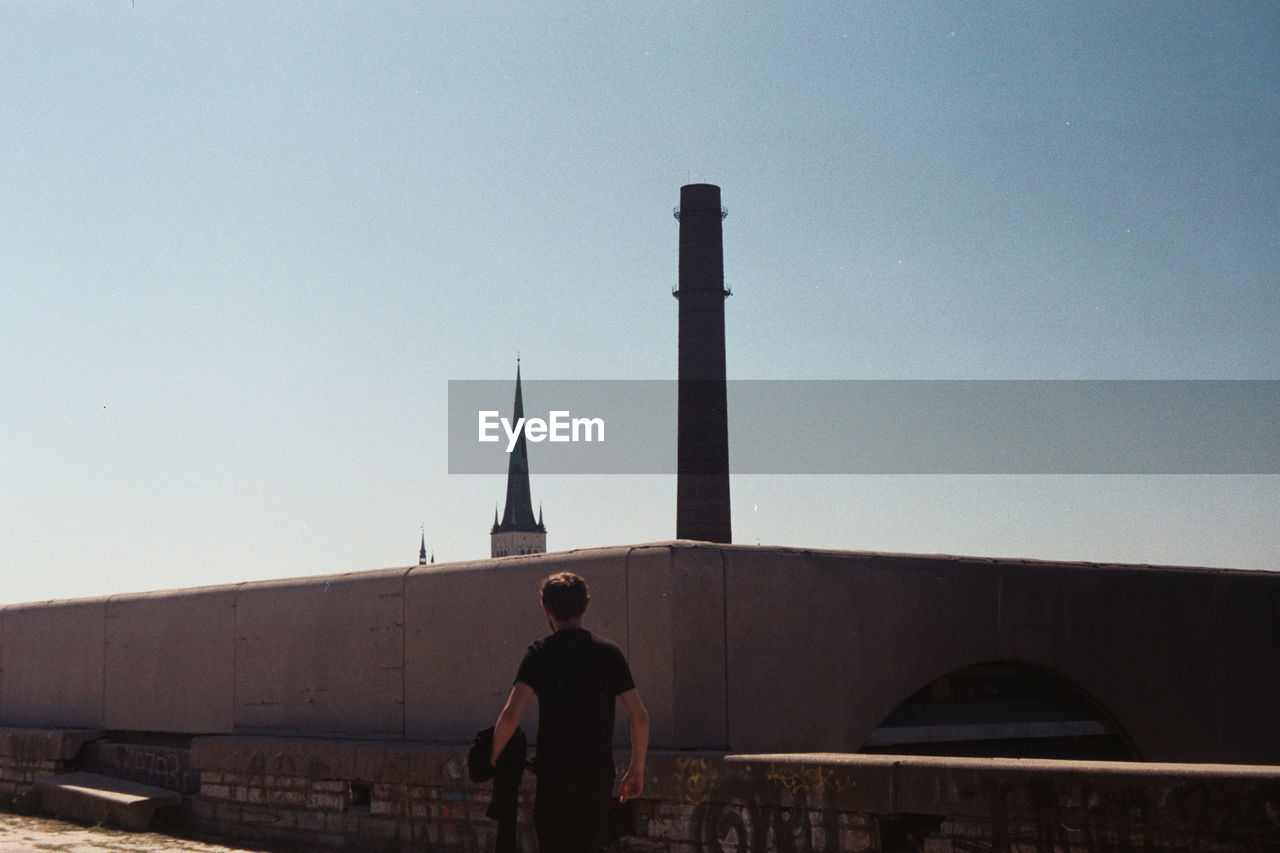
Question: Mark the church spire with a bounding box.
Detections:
[418,527,428,566]
[497,362,542,532]
[490,361,547,557]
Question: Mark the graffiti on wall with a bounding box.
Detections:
[961,777,1280,853]
[226,746,538,853]
[670,758,1280,853]
[677,759,858,853]
[90,743,199,795]
[404,753,537,853]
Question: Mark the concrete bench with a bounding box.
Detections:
[34,771,183,831]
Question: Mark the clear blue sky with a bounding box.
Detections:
[2,2,1276,604]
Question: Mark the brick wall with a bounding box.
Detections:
[177,736,1280,852]
[0,729,100,796]
[1,729,1278,850]
[190,736,527,851]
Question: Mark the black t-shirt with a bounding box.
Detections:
[515,627,635,784]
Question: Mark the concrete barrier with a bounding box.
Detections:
[0,599,108,728]
[404,548,634,744]
[104,587,236,734]
[1,541,1278,850]
[722,548,1002,753]
[0,542,1277,763]
[234,570,406,738]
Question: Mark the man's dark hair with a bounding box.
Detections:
[540,572,589,622]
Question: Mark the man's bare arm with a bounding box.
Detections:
[491,682,534,766]
[618,688,649,802]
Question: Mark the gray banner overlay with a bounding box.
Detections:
[448,380,1279,475]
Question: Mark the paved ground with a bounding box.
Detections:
[0,812,281,853]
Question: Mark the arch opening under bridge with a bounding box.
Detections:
[861,661,1136,760]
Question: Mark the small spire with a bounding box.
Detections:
[419,526,428,566]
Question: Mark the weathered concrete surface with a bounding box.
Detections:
[182,738,1280,852]
[717,544,1280,760]
[724,548,1002,753]
[625,545,680,748]
[651,544,728,748]
[403,547,632,744]
[0,728,105,796]
[0,542,1276,764]
[0,729,102,764]
[403,556,541,744]
[672,753,1280,852]
[234,570,405,738]
[85,738,201,796]
[992,558,1279,763]
[35,771,183,832]
[728,752,1280,816]
[0,599,107,728]
[1207,570,1280,763]
[1,731,1277,851]
[105,587,236,734]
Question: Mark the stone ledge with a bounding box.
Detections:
[711,753,1280,817]
[35,771,183,832]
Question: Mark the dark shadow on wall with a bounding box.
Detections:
[861,661,1136,760]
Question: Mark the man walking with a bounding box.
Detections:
[490,571,649,853]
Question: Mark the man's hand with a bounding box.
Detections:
[619,764,644,802]
[618,688,649,802]
[491,682,534,766]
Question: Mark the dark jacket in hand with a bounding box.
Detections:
[469,726,527,853]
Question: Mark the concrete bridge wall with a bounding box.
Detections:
[720,546,1280,763]
[0,544,720,750]
[3,728,1278,852]
[1,542,1278,762]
